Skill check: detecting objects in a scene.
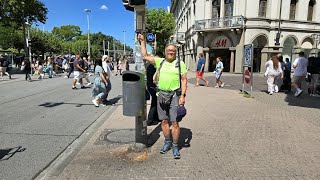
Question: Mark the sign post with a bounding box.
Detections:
[242,44,254,97]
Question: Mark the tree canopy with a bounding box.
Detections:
[52,25,82,41]
[146,8,176,54]
[0,0,48,27]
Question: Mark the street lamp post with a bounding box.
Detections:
[84,9,91,58]
[123,31,126,55]
[311,33,320,57]
[26,20,32,77]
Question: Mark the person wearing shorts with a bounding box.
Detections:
[214,57,225,88]
[139,33,188,159]
[72,55,86,89]
[292,52,308,97]
[195,53,209,87]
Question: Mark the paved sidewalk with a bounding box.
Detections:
[43,71,320,179]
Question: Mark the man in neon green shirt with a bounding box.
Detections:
[139,34,188,159]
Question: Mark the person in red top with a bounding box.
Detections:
[195,53,209,87]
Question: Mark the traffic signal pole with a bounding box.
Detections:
[122,0,148,148]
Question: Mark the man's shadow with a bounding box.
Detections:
[178,128,193,150]
[147,126,193,150]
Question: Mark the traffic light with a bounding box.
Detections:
[122,0,134,12]
[129,0,145,6]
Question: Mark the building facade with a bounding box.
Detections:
[170,0,320,73]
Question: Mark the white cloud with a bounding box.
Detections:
[100,5,108,10]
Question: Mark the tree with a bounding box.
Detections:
[0,0,48,55]
[146,8,175,54]
[52,25,82,41]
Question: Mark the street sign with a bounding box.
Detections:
[245,69,251,84]
[244,44,253,66]
[146,33,155,42]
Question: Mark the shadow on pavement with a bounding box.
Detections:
[147,124,162,147]
[285,93,320,109]
[103,95,122,106]
[178,128,193,150]
[38,95,122,108]
[0,146,26,161]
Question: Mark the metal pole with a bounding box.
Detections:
[154,34,157,53]
[113,41,115,61]
[123,31,126,55]
[27,22,32,77]
[87,13,91,57]
[103,40,106,55]
[134,6,147,146]
[108,41,110,57]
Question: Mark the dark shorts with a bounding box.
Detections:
[157,93,179,122]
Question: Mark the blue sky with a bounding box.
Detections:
[41,0,171,49]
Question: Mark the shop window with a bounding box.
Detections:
[307,0,315,21]
[259,0,268,17]
[289,0,297,20]
[225,0,234,17]
[212,0,221,18]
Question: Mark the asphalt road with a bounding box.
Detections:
[0,73,122,180]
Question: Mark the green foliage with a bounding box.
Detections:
[52,25,82,41]
[0,0,48,27]
[146,8,175,54]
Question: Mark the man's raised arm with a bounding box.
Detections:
[138,34,155,65]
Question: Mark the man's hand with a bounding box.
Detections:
[138,34,145,42]
[179,96,185,105]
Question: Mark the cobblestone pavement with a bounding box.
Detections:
[54,71,320,180]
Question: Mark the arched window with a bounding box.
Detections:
[259,0,268,17]
[307,0,315,21]
[225,0,234,17]
[212,0,221,18]
[289,0,297,20]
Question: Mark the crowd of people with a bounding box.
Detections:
[264,52,320,97]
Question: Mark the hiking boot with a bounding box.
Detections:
[172,143,181,159]
[160,140,172,154]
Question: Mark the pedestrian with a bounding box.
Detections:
[72,55,86,89]
[101,55,112,102]
[67,55,75,78]
[307,57,320,97]
[292,51,308,97]
[62,56,70,78]
[213,57,225,88]
[0,57,11,80]
[124,56,130,71]
[282,58,292,91]
[265,55,283,95]
[82,57,92,86]
[195,53,209,87]
[21,57,32,81]
[139,33,188,159]
[116,58,123,76]
[91,59,109,107]
[46,57,54,78]
[37,58,45,80]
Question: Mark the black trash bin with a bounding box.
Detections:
[122,71,145,116]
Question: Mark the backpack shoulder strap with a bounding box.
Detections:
[158,58,166,71]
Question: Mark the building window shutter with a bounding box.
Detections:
[259,0,268,18]
[289,0,297,20]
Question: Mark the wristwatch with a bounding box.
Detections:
[182,93,186,97]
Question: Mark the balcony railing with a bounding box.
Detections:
[195,16,244,31]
